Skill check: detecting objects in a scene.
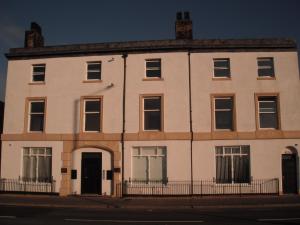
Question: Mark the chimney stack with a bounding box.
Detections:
[175,11,193,40]
[24,22,44,48]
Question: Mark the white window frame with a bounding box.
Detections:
[83,99,101,132]
[214,97,233,131]
[213,58,230,78]
[143,96,162,131]
[131,146,167,183]
[22,147,52,183]
[215,145,250,184]
[28,100,45,132]
[145,59,161,78]
[86,62,101,80]
[258,97,278,129]
[32,64,45,83]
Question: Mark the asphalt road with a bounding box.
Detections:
[0,205,300,225]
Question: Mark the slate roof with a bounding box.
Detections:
[6,38,297,59]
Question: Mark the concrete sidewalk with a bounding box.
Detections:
[0,194,300,209]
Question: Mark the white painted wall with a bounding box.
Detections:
[124,141,191,181]
[4,55,124,134]
[71,147,112,195]
[0,141,63,192]
[193,139,300,193]
[190,52,300,132]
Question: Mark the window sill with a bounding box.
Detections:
[212,77,231,81]
[257,77,276,80]
[82,80,102,83]
[28,82,46,85]
[142,78,164,81]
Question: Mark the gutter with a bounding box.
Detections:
[188,50,193,195]
[121,53,128,197]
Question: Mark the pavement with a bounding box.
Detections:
[0,194,300,209]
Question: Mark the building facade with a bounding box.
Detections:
[1,13,300,196]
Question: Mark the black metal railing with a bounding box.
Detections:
[0,177,56,194]
[117,178,279,197]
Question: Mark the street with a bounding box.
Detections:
[0,204,300,225]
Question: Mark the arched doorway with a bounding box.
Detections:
[71,147,113,195]
[282,146,298,194]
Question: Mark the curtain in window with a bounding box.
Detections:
[132,157,147,181]
[233,155,250,183]
[149,156,163,181]
[216,156,231,183]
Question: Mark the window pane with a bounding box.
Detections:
[33,74,45,82]
[88,63,101,71]
[259,101,276,112]
[144,98,161,110]
[215,98,232,109]
[132,148,140,155]
[46,148,52,155]
[150,157,164,181]
[85,100,100,112]
[85,113,100,131]
[216,156,231,183]
[33,66,45,73]
[38,156,52,182]
[214,59,229,68]
[214,69,230,77]
[87,71,101,80]
[232,147,240,154]
[146,60,161,68]
[233,155,250,183]
[215,111,233,130]
[146,69,161,78]
[260,113,278,128]
[31,102,44,113]
[144,111,161,130]
[142,147,156,156]
[215,146,223,154]
[258,68,274,77]
[24,148,30,155]
[30,156,37,182]
[132,157,147,181]
[241,146,250,154]
[30,114,44,131]
[23,156,31,180]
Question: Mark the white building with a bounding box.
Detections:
[1,12,300,196]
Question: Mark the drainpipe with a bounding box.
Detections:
[121,53,128,197]
[188,51,194,195]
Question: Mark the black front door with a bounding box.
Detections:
[282,154,297,194]
[81,153,102,194]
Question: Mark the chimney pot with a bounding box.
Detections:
[176,12,182,20]
[175,11,193,40]
[24,22,44,48]
[184,11,190,20]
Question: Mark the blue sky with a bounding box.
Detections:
[0,0,300,101]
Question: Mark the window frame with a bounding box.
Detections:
[215,145,251,184]
[86,61,102,81]
[131,146,167,183]
[140,94,164,132]
[145,59,162,79]
[255,93,281,130]
[25,97,47,133]
[81,96,103,133]
[31,64,46,83]
[213,58,231,79]
[211,94,236,131]
[22,147,52,183]
[257,57,275,79]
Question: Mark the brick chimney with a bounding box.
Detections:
[24,22,44,48]
[175,11,193,40]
